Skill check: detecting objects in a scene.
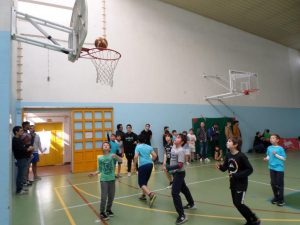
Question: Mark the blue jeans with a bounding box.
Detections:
[16,158,28,193]
[200,141,208,158]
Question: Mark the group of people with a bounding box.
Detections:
[12,122,44,195]
[90,121,286,225]
[252,129,272,153]
[12,121,287,225]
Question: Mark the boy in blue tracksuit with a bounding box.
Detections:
[264,134,286,206]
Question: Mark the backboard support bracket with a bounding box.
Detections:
[11,7,74,55]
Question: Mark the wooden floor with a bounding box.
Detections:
[12,151,300,225]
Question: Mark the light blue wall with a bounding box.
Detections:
[20,102,300,160]
[0,31,12,225]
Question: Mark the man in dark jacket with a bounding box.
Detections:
[12,126,33,194]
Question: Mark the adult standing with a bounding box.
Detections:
[29,125,44,181]
[12,126,33,195]
[233,121,242,138]
[21,121,33,186]
[140,124,152,146]
[208,123,220,156]
[197,122,210,163]
[123,124,138,176]
[225,121,233,140]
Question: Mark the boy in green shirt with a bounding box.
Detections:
[89,141,122,220]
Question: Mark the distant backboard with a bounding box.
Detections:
[68,0,88,62]
[229,70,258,93]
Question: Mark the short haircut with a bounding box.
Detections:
[165,133,172,138]
[102,141,111,148]
[110,133,116,137]
[22,121,30,128]
[164,126,169,130]
[228,137,242,151]
[172,130,177,133]
[13,126,22,135]
[117,124,122,129]
[126,124,132,128]
[138,134,146,143]
[270,133,280,140]
[177,133,187,147]
[256,131,260,135]
[266,129,270,133]
[189,128,193,131]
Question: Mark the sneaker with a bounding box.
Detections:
[22,187,29,191]
[34,176,42,181]
[149,193,157,208]
[271,198,278,204]
[128,172,131,177]
[183,204,197,210]
[100,212,109,220]
[176,215,188,224]
[16,190,28,195]
[106,210,114,217]
[23,183,32,187]
[277,201,285,206]
[205,158,210,163]
[199,158,203,163]
[167,181,173,189]
[139,194,147,201]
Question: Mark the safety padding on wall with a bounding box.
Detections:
[279,138,300,150]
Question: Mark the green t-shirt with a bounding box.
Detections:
[98,154,117,181]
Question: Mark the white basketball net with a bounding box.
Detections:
[86,48,121,86]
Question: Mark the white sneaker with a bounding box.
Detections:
[199,158,203,163]
[205,158,210,163]
[128,172,131,177]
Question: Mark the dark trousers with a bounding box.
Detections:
[172,171,194,217]
[270,169,284,202]
[125,152,138,172]
[16,158,28,193]
[231,190,258,223]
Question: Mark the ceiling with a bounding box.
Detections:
[160,0,300,51]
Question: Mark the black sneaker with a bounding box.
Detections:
[277,201,285,207]
[100,212,109,220]
[106,210,114,217]
[251,220,261,225]
[183,204,197,210]
[271,198,278,204]
[176,215,188,224]
[139,194,147,201]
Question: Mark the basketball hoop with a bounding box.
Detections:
[243,88,258,95]
[80,47,121,86]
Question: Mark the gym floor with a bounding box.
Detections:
[12,151,300,225]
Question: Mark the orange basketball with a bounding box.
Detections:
[94,37,108,48]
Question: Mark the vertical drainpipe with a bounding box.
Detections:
[16,41,22,101]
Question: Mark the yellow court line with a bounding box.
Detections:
[54,187,77,225]
[73,185,300,223]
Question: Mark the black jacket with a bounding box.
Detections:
[12,137,29,159]
[219,151,253,191]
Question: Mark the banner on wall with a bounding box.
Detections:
[279,138,300,150]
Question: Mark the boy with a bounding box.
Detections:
[163,133,173,187]
[89,142,122,220]
[134,135,157,207]
[116,134,124,178]
[264,134,286,206]
[187,129,196,162]
[164,134,195,225]
[216,137,260,225]
[12,126,34,195]
[123,124,138,176]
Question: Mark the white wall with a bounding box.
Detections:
[18,0,300,108]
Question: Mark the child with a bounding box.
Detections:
[216,137,260,225]
[187,129,196,162]
[89,142,122,220]
[182,131,191,165]
[108,134,121,177]
[115,134,124,178]
[214,146,223,161]
[163,133,173,187]
[172,130,177,142]
[263,134,286,206]
[134,135,157,208]
[164,134,195,225]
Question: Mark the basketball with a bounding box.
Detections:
[94,37,108,48]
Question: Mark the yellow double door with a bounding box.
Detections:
[35,123,63,166]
